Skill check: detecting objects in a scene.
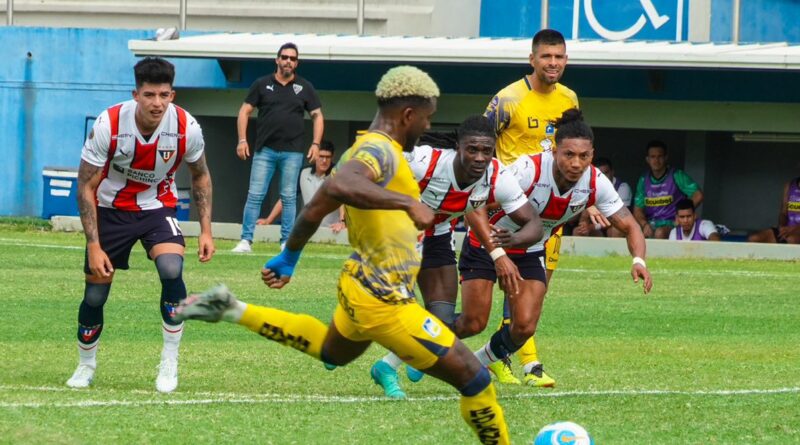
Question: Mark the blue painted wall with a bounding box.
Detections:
[711,0,800,43]
[0,27,225,216]
[482,0,799,43]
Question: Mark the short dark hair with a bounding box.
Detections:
[646,140,668,155]
[676,198,695,212]
[532,29,566,51]
[134,57,175,88]
[594,157,613,169]
[277,42,299,58]
[319,140,334,154]
[554,108,593,144]
[457,115,495,141]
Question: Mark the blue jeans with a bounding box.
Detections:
[240,147,304,244]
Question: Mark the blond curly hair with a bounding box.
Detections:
[375,66,440,100]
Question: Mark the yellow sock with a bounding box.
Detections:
[459,383,510,445]
[238,304,328,360]
[518,335,539,367]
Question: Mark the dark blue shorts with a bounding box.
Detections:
[421,232,456,270]
[84,206,185,274]
[457,236,546,284]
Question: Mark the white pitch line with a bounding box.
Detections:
[1,239,795,278]
[0,385,797,409]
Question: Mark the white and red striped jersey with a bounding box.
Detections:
[472,151,623,253]
[406,145,527,236]
[81,100,204,211]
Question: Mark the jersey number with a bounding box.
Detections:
[165,217,182,236]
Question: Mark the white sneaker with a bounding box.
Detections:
[66,363,96,388]
[231,240,252,253]
[156,357,178,393]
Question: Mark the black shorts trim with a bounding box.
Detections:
[457,236,546,284]
[84,207,185,274]
[421,232,456,270]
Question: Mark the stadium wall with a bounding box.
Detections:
[480,0,800,43]
[0,27,225,217]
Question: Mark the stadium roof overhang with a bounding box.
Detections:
[129,33,800,102]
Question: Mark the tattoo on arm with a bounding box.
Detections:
[77,161,103,244]
[609,206,633,229]
[187,155,213,226]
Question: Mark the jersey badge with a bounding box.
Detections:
[470,198,487,209]
[422,317,442,338]
[158,148,176,162]
[293,84,304,95]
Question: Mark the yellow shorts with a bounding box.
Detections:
[333,272,456,370]
[544,227,563,271]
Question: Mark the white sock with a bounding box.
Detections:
[78,339,99,368]
[161,322,183,360]
[474,343,498,367]
[522,361,542,374]
[222,301,248,323]
[381,352,404,370]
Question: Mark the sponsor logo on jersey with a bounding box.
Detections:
[527,117,539,129]
[293,84,304,95]
[125,168,160,184]
[422,317,442,338]
[645,196,673,207]
[266,84,274,91]
[111,133,134,140]
[160,131,184,139]
[787,202,800,211]
[88,129,95,140]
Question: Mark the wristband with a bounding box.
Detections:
[489,247,507,262]
[632,256,647,268]
[311,142,320,147]
[238,139,247,144]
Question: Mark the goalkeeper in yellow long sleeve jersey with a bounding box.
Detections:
[176,66,511,445]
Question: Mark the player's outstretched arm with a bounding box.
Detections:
[77,160,113,278]
[609,206,653,294]
[187,153,215,262]
[324,159,433,229]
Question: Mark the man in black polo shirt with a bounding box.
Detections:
[233,42,324,252]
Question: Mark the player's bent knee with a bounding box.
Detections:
[83,282,111,308]
[155,253,183,281]
[459,316,488,338]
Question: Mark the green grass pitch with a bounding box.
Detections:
[0,223,798,444]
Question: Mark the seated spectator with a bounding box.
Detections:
[747,176,800,244]
[669,198,720,241]
[595,157,632,208]
[633,140,703,239]
[257,140,345,234]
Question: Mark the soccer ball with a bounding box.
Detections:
[533,421,594,445]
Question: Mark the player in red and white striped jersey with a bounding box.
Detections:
[67,57,214,394]
[464,109,652,384]
[369,116,542,399]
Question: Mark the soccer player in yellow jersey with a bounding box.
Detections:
[176,66,511,445]
[481,29,578,388]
